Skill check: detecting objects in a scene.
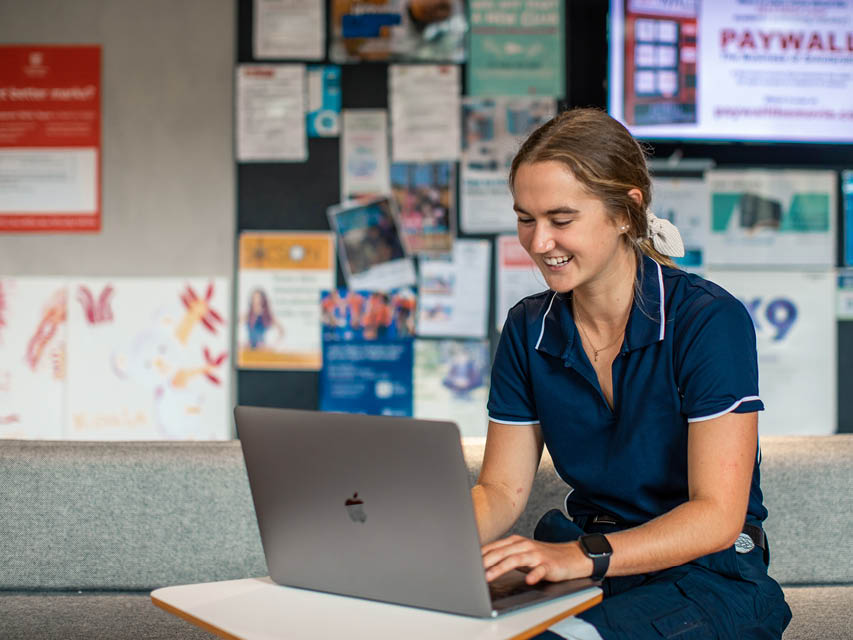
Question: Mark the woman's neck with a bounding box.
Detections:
[571,250,636,332]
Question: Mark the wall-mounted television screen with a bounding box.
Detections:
[608,0,853,143]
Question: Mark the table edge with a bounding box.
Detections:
[151,593,242,640]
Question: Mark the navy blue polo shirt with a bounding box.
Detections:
[488,255,768,526]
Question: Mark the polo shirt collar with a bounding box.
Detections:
[534,255,666,360]
[625,254,666,352]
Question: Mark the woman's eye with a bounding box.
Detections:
[552,219,572,227]
[517,217,535,225]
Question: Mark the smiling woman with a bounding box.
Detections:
[471,108,792,640]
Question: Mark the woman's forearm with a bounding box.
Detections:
[603,496,745,577]
[471,482,527,545]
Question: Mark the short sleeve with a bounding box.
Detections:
[675,295,764,422]
[487,305,539,425]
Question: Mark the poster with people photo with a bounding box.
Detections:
[330,0,467,63]
[319,286,417,416]
[237,232,336,370]
[390,161,455,255]
[414,339,490,437]
[327,196,417,290]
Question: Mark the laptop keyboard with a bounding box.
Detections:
[489,579,537,601]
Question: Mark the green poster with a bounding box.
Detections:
[468,0,565,97]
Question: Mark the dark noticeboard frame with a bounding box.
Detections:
[235,0,851,433]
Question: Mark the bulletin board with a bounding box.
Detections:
[235,0,852,433]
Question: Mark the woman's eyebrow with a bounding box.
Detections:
[513,205,580,216]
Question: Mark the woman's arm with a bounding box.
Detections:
[471,421,544,545]
[482,411,757,583]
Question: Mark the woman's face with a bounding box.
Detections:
[513,161,631,294]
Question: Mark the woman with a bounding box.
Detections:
[473,109,791,639]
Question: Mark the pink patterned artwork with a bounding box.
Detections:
[77,285,114,325]
[177,282,225,344]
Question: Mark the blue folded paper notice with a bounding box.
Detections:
[342,13,402,38]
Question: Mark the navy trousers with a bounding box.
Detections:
[531,510,792,640]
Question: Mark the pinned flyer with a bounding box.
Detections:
[236,64,307,162]
[237,232,335,370]
[496,235,547,332]
[319,287,417,417]
[391,161,455,255]
[417,239,490,338]
[461,97,555,233]
[340,109,391,199]
[414,339,490,437]
[327,196,416,291]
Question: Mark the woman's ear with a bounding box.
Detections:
[627,188,644,208]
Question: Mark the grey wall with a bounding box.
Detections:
[0,0,235,277]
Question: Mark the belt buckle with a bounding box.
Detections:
[734,531,755,554]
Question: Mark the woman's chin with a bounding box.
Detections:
[540,271,576,294]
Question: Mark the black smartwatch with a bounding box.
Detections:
[579,533,612,581]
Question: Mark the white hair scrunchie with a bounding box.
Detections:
[645,211,685,258]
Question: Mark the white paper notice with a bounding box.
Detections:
[0,149,97,214]
[236,64,307,162]
[705,170,836,267]
[340,109,391,199]
[254,0,325,60]
[706,269,836,436]
[417,239,490,338]
[389,65,461,162]
[65,278,232,440]
[460,97,555,233]
[0,278,66,440]
[496,235,547,331]
[837,268,853,320]
[651,175,710,270]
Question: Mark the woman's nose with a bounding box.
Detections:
[531,224,555,253]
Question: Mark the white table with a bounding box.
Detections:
[151,577,602,640]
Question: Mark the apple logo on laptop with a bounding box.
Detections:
[345,492,367,523]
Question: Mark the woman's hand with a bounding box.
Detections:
[481,535,593,585]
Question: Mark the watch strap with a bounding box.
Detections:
[589,552,610,581]
[579,533,612,581]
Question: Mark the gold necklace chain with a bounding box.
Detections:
[573,303,628,363]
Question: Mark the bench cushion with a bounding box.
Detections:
[0,592,209,640]
[0,441,266,590]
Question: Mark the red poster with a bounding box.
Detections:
[0,45,101,232]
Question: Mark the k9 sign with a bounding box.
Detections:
[705,270,836,436]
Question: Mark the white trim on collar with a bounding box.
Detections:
[656,261,665,341]
[534,290,559,351]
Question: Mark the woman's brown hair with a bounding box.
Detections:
[508,107,675,268]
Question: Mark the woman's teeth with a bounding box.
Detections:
[543,256,572,266]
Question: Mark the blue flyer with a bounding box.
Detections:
[306,66,341,138]
[319,287,417,416]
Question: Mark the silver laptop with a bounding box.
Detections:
[235,406,596,618]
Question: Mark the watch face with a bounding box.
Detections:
[581,534,612,556]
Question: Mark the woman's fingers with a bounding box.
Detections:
[482,536,580,583]
[484,550,539,582]
[525,564,549,584]
[481,534,526,555]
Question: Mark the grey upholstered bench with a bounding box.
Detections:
[1,436,851,639]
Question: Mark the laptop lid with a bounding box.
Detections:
[235,406,495,617]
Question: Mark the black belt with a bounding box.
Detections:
[742,523,766,551]
[583,514,766,552]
